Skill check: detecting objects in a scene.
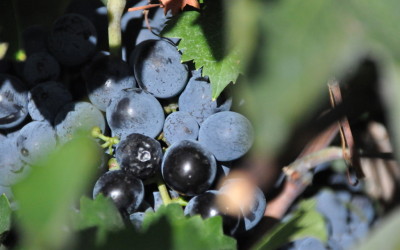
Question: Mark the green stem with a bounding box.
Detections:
[171,196,188,206]
[157,181,172,205]
[107,0,126,57]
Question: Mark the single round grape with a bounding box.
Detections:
[184,190,241,235]
[28,81,73,124]
[106,88,164,140]
[178,75,232,124]
[93,169,144,213]
[16,121,57,165]
[23,52,60,87]
[198,111,254,161]
[116,133,163,180]
[220,178,267,231]
[47,13,97,66]
[84,55,136,111]
[0,74,29,129]
[161,140,216,196]
[55,101,105,144]
[131,39,189,99]
[66,0,108,51]
[163,111,199,145]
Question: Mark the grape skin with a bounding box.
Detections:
[161,140,217,196]
[0,137,30,186]
[184,190,241,235]
[163,111,199,145]
[28,81,73,124]
[178,74,232,124]
[131,39,189,99]
[106,88,164,140]
[115,133,163,180]
[16,121,57,165]
[55,101,105,144]
[220,178,267,231]
[23,52,60,87]
[93,169,144,214]
[48,13,97,66]
[84,55,137,111]
[198,111,254,162]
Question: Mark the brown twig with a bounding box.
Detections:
[328,79,364,182]
[127,3,162,12]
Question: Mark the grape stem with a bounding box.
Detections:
[157,180,172,205]
[91,126,120,154]
[107,0,126,57]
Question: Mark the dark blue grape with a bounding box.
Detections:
[66,0,108,51]
[16,121,57,165]
[28,81,73,124]
[84,55,136,111]
[23,52,60,87]
[220,178,267,231]
[198,111,254,161]
[115,133,163,180]
[0,74,29,129]
[161,140,216,196]
[22,25,48,56]
[106,88,164,139]
[93,169,144,213]
[184,190,241,235]
[48,13,97,66]
[131,39,189,99]
[55,101,105,143]
[0,137,30,186]
[178,74,232,124]
[163,111,199,145]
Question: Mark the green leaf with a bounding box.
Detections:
[142,204,237,250]
[162,0,242,99]
[13,136,101,250]
[252,199,327,250]
[73,195,124,244]
[80,204,236,250]
[0,194,12,242]
[354,206,400,250]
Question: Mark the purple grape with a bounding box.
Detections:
[106,88,164,140]
[161,140,216,196]
[115,133,163,180]
[198,111,254,161]
[93,169,144,214]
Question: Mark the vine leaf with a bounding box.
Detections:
[162,0,242,99]
[141,204,237,250]
[73,195,124,244]
[161,0,200,15]
[252,199,327,250]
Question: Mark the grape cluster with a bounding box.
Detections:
[0,0,263,240]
